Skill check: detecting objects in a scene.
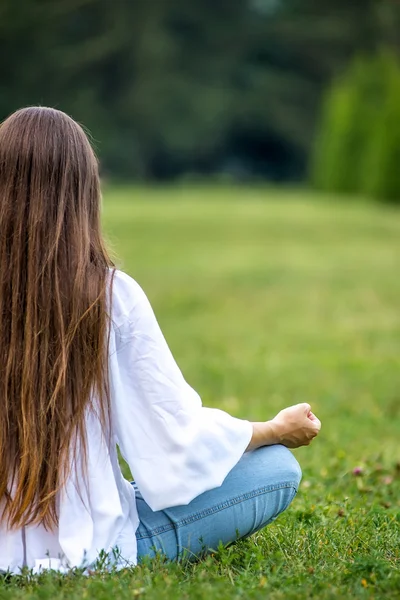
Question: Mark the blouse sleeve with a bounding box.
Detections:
[110,274,253,512]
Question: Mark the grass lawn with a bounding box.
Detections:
[1,185,400,599]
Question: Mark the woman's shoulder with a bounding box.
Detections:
[111,268,142,292]
[108,268,150,329]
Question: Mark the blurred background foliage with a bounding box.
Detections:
[311,51,400,202]
[1,0,400,199]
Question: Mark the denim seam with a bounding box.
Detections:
[136,481,298,539]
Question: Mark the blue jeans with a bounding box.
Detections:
[134,444,301,562]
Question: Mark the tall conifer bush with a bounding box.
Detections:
[362,54,400,202]
[311,52,400,203]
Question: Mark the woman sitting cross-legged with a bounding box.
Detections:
[0,107,321,575]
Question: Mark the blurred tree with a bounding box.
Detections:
[0,0,399,181]
[363,53,400,202]
[311,51,400,202]
[311,56,386,194]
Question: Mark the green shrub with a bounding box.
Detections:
[311,79,354,193]
[311,52,400,203]
[362,54,400,202]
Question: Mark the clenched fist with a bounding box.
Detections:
[270,403,321,448]
[248,403,321,451]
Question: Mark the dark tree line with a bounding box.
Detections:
[1,0,399,181]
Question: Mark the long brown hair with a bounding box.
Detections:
[0,107,114,530]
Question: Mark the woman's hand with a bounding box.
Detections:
[269,403,321,448]
[247,403,321,451]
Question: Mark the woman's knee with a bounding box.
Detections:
[279,445,302,490]
[253,444,302,491]
[254,445,302,520]
[228,445,302,536]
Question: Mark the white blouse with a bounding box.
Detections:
[0,270,252,574]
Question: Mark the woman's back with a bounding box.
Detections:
[1,269,254,573]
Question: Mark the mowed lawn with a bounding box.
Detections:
[2,186,400,599]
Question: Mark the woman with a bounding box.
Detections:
[0,107,321,575]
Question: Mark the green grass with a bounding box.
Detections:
[2,185,400,599]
